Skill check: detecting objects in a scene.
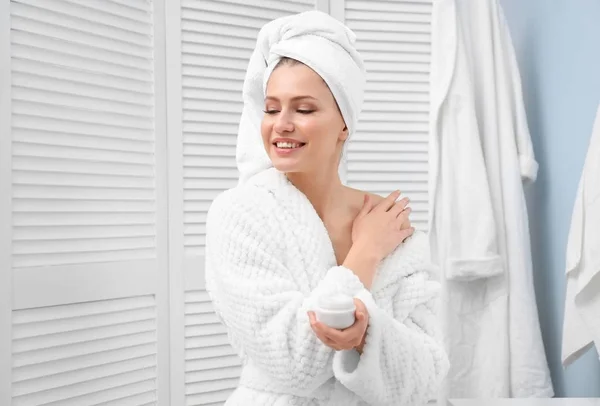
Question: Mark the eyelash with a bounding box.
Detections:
[263,109,315,115]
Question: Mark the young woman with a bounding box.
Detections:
[205,10,449,406]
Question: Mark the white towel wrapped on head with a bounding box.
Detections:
[236,10,367,184]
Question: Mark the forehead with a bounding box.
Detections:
[265,63,330,96]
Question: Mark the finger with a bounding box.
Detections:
[356,311,366,322]
[309,320,338,347]
[329,316,366,345]
[318,333,336,347]
[398,227,416,242]
[319,324,351,343]
[340,314,368,346]
[310,318,326,335]
[309,313,330,337]
[311,320,342,344]
[352,300,369,322]
[318,331,345,350]
[394,205,411,226]
[353,298,365,311]
[399,209,412,231]
[396,207,412,229]
[355,311,369,331]
[317,322,346,342]
[388,197,410,217]
[375,190,402,212]
[307,315,350,350]
[316,331,340,349]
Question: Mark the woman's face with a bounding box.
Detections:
[261,62,348,175]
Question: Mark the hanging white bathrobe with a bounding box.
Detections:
[562,104,600,367]
[430,0,554,398]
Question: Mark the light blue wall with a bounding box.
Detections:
[500,0,600,397]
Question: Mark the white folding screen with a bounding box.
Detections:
[342,0,432,231]
[165,2,319,404]
[0,0,170,405]
[1,1,433,405]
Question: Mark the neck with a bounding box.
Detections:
[286,168,346,220]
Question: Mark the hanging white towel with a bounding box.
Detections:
[562,104,600,366]
[430,0,553,397]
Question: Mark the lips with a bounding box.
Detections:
[273,141,305,149]
[271,139,306,155]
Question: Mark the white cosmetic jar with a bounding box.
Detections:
[315,294,356,329]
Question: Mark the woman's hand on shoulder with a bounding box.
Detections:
[351,190,414,262]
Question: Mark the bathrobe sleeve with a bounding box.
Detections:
[430,2,504,281]
[332,235,450,406]
[498,5,538,184]
[204,188,366,397]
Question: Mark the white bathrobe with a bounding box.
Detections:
[430,0,553,398]
[562,104,600,367]
[205,168,449,406]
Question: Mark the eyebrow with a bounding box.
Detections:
[264,95,317,102]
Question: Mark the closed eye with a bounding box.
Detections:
[264,109,314,115]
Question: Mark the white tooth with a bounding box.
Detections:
[276,142,301,149]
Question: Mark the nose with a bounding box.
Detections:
[273,111,294,134]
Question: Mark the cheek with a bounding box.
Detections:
[298,116,339,151]
[260,119,272,144]
[297,117,328,144]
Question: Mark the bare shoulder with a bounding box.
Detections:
[368,192,385,204]
[343,186,385,210]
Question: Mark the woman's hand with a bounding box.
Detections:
[351,191,414,262]
[342,191,414,289]
[308,299,369,352]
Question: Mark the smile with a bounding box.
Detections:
[273,141,306,149]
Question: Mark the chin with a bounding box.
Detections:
[271,160,301,173]
[268,154,305,172]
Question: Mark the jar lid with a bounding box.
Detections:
[318,294,355,311]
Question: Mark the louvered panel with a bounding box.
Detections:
[11,28,152,73]
[11,2,152,49]
[185,0,309,20]
[11,295,157,406]
[181,0,314,257]
[108,0,152,13]
[365,81,428,93]
[10,0,157,268]
[346,0,433,14]
[346,0,432,231]
[14,0,151,33]
[357,122,428,134]
[184,290,242,406]
[12,58,153,96]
